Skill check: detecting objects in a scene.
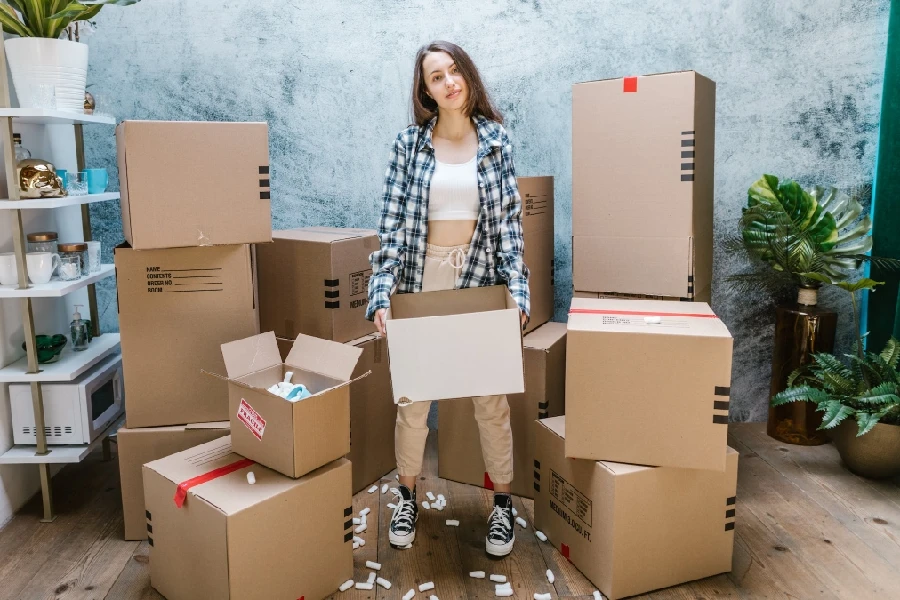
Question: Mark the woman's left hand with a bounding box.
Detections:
[521,311,527,329]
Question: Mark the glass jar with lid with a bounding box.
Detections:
[27,231,58,254]
[57,242,88,275]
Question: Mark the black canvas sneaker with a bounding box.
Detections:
[389,484,419,548]
[485,493,515,557]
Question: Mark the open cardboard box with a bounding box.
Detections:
[385,285,525,403]
[211,332,367,478]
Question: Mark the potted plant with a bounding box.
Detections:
[0,1,139,113]
[726,175,900,445]
[773,280,900,479]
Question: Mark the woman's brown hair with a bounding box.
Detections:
[411,41,503,126]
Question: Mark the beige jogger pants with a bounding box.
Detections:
[394,243,514,484]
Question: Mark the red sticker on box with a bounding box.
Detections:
[237,398,266,440]
[561,542,571,561]
[623,77,638,92]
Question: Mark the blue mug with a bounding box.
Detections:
[55,168,67,188]
[84,168,108,194]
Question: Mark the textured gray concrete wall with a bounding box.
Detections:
[83,0,890,421]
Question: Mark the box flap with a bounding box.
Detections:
[346,332,382,347]
[185,421,230,431]
[221,332,283,380]
[273,227,376,243]
[538,415,566,439]
[523,322,566,351]
[285,333,364,382]
[568,298,731,338]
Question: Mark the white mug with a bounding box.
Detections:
[26,252,60,285]
[0,252,18,285]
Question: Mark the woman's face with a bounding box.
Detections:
[422,51,467,112]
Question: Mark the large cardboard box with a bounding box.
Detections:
[116,244,259,428]
[534,417,738,600]
[386,285,524,403]
[117,422,230,540]
[573,290,683,302]
[572,71,715,301]
[519,176,554,333]
[438,322,565,498]
[144,436,353,600]
[218,331,363,479]
[566,297,733,470]
[116,120,272,250]
[347,333,397,493]
[257,227,378,343]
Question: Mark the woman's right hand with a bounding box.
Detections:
[374,308,388,337]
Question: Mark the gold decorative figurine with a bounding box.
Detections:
[17,159,67,198]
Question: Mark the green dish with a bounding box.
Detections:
[23,334,68,364]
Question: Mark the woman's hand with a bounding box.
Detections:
[375,308,388,336]
[521,311,527,329]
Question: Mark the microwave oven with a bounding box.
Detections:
[10,353,124,445]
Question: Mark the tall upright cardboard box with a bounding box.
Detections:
[116,244,259,428]
[118,422,230,540]
[572,71,715,301]
[439,322,565,498]
[144,436,353,600]
[533,417,738,600]
[566,297,733,470]
[519,176,554,333]
[256,227,378,343]
[116,121,272,250]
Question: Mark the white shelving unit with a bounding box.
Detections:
[0,43,119,521]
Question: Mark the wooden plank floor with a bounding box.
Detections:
[1,423,898,599]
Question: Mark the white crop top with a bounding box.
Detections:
[428,155,480,220]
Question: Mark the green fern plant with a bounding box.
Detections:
[772,279,900,436]
[0,1,139,40]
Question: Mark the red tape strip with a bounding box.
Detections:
[623,76,638,92]
[561,542,571,561]
[173,458,255,508]
[483,472,495,491]
[568,308,718,319]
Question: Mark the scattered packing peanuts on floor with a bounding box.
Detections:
[430,596,439,600]
[360,507,371,517]
[382,483,389,493]
[516,516,528,528]
[353,542,359,550]
[446,519,460,526]
[388,502,397,509]
[246,471,255,484]
[438,494,445,502]
[496,583,512,593]
[534,594,552,600]
[366,572,376,584]
[355,523,367,534]
[403,589,416,600]
[353,536,365,546]
[419,582,435,592]
[512,507,518,517]
[361,514,367,526]
[377,577,392,589]
[426,491,436,501]
[366,560,382,570]
[368,485,378,493]
[546,569,555,583]
[470,571,486,578]
[339,579,354,592]
[535,530,547,542]
[490,574,507,583]
[353,517,361,525]
[423,501,431,510]
[355,582,374,590]
[495,588,513,597]
[593,592,603,600]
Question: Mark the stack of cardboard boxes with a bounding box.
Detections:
[530,71,739,600]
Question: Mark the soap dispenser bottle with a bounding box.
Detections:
[71,305,88,351]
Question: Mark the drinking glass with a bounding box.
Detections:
[67,171,88,196]
[86,241,101,273]
[58,255,82,281]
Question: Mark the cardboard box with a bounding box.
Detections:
[572,71,715,301]
[438,322,565,498]
[533,417,738,600]
[116,244,259,428]
[218,331,363,478]
[566,297,733,470]
[347,333,397,493]
[116,120,272,250]
[257,227,379,343]
[117,422,230,540]
[573,290,684,302]
[519,176,554,333]
[144,436,353,600]
[386,285,525,403]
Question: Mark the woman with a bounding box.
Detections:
[366,41,529,558]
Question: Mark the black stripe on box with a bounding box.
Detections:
[538,401,549,410]
[259,165,270,175]
[682,130,695,135]
[715,386,731,396]
[259,179,270,187]
[146,510,151,520]
[344,531,353,542]
[325,300,340,309]
[725,522,735,531]
[260,191,270,199]
[344,520,352,530]
[325,290,340,299]
[681,163,695,170]
[147,524,153,534]
[325,278,340,287]
[538,411,549,419]
[681,174,695,181]
[713,415,729,424]
[534,482,541,493]
[726,509,736,518]
[688,275,694,282]
[682,139,695,147]
[534,460,540,469]
[714,401,730,411]
[344,507,352,517]
[682,150,695,158]
[148,537,154,546]
[727,496,736,506]
[534,470,541,482]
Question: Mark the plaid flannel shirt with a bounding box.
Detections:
[366,114,530,322]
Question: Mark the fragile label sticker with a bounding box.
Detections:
[237,398,266,440]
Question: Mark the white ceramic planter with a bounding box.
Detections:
[4,38,89,113]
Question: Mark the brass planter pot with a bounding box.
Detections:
[833,421,900,479]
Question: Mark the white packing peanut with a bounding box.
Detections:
[352,536,363,544]
[339,579,354,592]
[355,582,374,590]
[534,594,552,600]
[382,483,389,493]
[376,577,392,589]
[437,494,446,502]
[361,514,367,526]
[352,517,361,525]
[357,538,366,547]
[430,596,439,600]
[368,485,378,493]
[422,501,431,510]
[426,491,436,501]
[446,519,460,526]
[435,502,444,511]
[388,503,397,509]
[546,569,555,583]
[419,582,435,592]
[516,516,528,528]
[593,592,604,600]
[496,582,512,590]
[402,589,416,600]
[495,588,513,598]
[512,507,518,517]
[352,542,359,550]
[366,560,382,571]
[354,523,367,534]
[367,572,377,584]
[469,571,486,578]
[489,574,507,583]
[535,530,548,542]
[360,507,372,517]
[246,471,256,485]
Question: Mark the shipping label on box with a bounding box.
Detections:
[533,417,738,600]
[438,322,565,498]
[519,176,554,333]
[143,436,353,600]
[565,297,733,470]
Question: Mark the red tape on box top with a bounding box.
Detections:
[568,308,718,319]
[173,458,255,508]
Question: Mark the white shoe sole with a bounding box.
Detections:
[390,529,416,548]
[486,534,515,557]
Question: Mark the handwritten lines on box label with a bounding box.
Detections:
[146,266,224,293]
